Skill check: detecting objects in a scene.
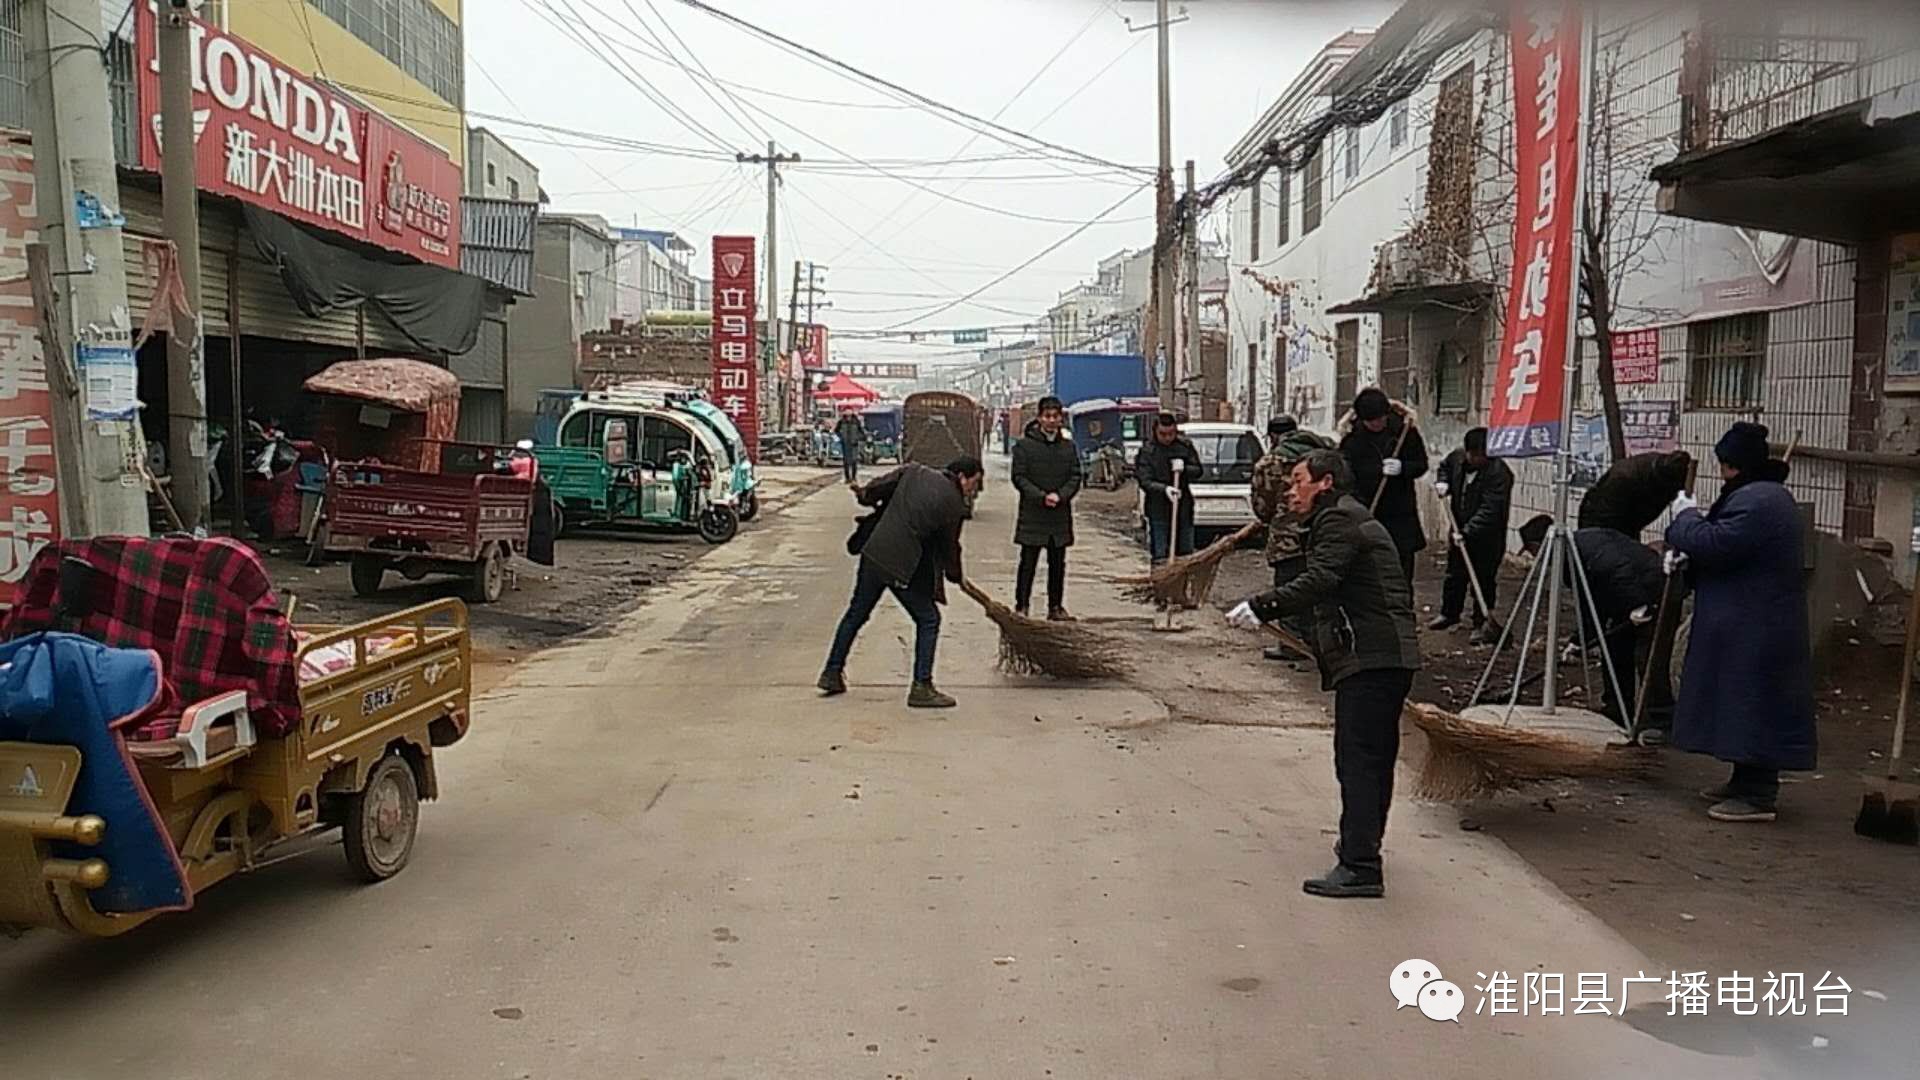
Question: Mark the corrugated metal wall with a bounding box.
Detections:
[456,388,505,444]
[119,185,235,335]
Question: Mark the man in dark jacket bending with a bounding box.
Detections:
[1227,449,1421,899]
[820,458,985,708]
[1010,396,1082,620]
[1519,514,1673,733]
[1431,427,1514,644]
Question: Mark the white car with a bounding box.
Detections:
[1136,421,1266,542]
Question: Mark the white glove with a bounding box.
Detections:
[1433,481,1450,498]
[1663,549,1689,576]
[1381,458,1404,478]
[1669,491,1698,516]
[1630,605,1655,625]
[1449,530,1463,546]
[1225,601,1262,631]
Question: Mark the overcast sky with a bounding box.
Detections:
[461,0,1399,365]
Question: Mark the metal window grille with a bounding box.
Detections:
[310,0,461,105]
[0,0,23,129]
[1334,320,1359,407]
[1434,340,1471,413]
[1302,144,1323,235]
[1686,313,1767,410]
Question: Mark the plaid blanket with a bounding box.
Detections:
[1,538,302,737]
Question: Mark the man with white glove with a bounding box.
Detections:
[1224,600,1261,631]
[1433,479,1450,499]
[1669,490,1698,517]
[1229,448,1420,900]
[1662,548,1689,577]
[1339,388,1429,584]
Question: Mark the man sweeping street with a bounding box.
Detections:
[1339,388,1429,584]
[1010,396,1082,621]
[1136,411,1202,566]
[1250,415,1333,661]
[1577,449,1693,535]
[819,457,985,708]
[1665,422,1815,823]
[1430,427,1513,645]
[1227,449,1421,899]
[834,411,867,485]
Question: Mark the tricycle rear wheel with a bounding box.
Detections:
[737,488,760,522]
[467,544,506,604]
[349,555,385,597]
[344,753,419,883]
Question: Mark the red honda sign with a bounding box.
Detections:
[1488,3,1583,457]
[711,236,760,458]
[133,3,461,268]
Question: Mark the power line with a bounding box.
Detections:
[533,0,739,155]
[667,0,1149,174]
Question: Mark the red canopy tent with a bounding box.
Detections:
[813,371,879,411]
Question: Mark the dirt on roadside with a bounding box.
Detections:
[259,468,840,694]
[1079,485,1920,1010]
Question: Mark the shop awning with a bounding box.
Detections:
[1651,98,1920,243]
[1326,281,1494,315]
[814,371,879,407]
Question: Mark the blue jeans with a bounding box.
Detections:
[824,561,941,684]
[1147,515,1196,565]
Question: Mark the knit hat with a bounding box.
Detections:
[1267,415,1299,437]
[1713,421,1770,475]
[1353,388,1390,421]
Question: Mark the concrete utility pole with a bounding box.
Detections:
[737,141,800,428]
[22,0,150,537]
[1184,159,1201,417]
[1139,0,1176,407]
[159,0,209,530]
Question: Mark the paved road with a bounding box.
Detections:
[1,463,1760,1079]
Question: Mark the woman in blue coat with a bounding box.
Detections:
[1664,422,1816,823]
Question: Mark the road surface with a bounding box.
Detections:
[1,462,1766,1079]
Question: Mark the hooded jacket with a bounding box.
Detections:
[1338,405,1429,555]
[1010,419,1082,547]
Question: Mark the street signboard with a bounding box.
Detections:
[953,329,988,345]
[711,236,760,457]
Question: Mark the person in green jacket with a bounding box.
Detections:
[1250,415,1334,660]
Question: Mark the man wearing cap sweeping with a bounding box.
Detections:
[1226,449,1421,899]
[1664,421,1816,823]
[1430,427,1514,646]
[1135,411,1203,566]
[1340,388,1429,584]
[1251,415,1334,660]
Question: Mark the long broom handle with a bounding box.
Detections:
[1262,621,1315,661]
[1439,497,1495,622]
[1370,420,1413,515]
[1888,572,1920,781]
[1632,456,1701,736]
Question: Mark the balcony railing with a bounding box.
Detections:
[1680,13,1920,153]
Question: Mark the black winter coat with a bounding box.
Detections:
[1664,463,1816,770]
[1134,436,1203,525]
[1010,421,1082,547]
[834,414,865,448]
[1251,493,1421,690]
[1436,450,1514,550]
[854,464,967,600]
[1570,527,1663,626]
[1578,451,1692,536]
[1340,415,1429,556]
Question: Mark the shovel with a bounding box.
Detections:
[1855,575,1920,845]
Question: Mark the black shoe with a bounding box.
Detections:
[817,670,847,696]
[1014,604,1030,619]
[1302,864,1384,899]
[907,682,956,709]
[1427,615,1460,632]
[1469,622,1501,647]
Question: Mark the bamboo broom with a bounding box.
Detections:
[1405,702,1655,801]
[958,578,1131,680]
[1116,522,1260,610]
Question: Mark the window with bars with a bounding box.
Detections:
[310,0,463,105]
[1390,99,1409,149]
[1686,313,1767,410]
[1302,144,1324,235]
[1434,340,1472,413]
[1274,167,1290,248]
[1334,320,1360,408]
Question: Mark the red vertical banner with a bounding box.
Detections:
[711,236,760,458]
[0,139,62,608]
[1488,3,1584,458]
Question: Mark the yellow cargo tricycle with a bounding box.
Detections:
[0,538,471,937]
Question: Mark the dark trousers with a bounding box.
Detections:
[1147,514,1196,565]
[1726,763,1780,809]
[1396,543,1417,587]
[1441,538,1503,623]
[1596,624,1674,730]
[824,561,940,684]
[1015,543,1067,612]
[839,436,860,483]
[1332,667,1414,877]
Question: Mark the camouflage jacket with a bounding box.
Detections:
[1252,430,1335,563]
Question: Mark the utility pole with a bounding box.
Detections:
[22,0,149,537]
[1184,159,1201,419]
[159,0,208,530]
[788,260,802,420]
[1146,0,1176,407]
[737,141,800,428]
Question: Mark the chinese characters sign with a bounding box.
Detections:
[1620,397,1679,455]
[1488,3,1584,458]
[1612,328,1661,384]
[0,140,61,606]
[711,236,759,459]
[133,4,461,268]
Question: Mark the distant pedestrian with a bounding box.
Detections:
[1010,396,1083,620]
[1430,427,1513,645]
[1339,388,1428,584]
[1250,415,1333,660]
[1664,422,1815,823]
[820,458,985,708]
[1135,411,1202,566]
[1518,515,1673,734]
[834,411,866,484]
[1227,449,1420,899]
[1577,450,1694,535]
